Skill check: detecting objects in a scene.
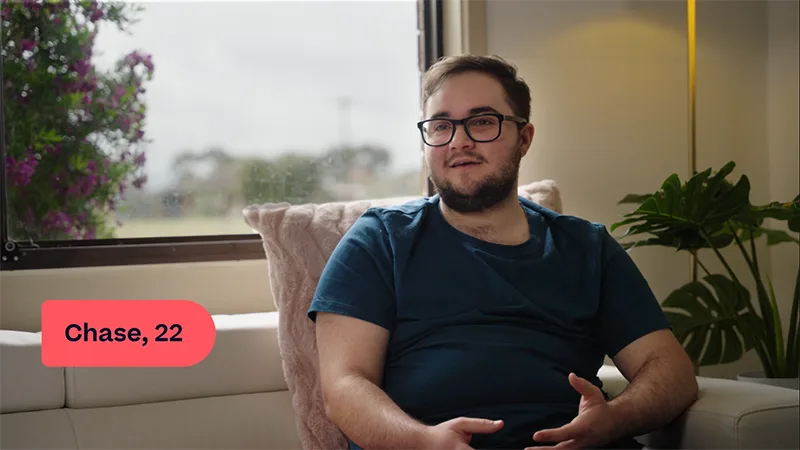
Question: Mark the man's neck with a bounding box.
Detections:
[439,194,530,246]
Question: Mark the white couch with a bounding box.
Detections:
[1,311,798,449]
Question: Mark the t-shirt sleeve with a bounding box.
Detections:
[307,209,396,331]
[596,225,672,358]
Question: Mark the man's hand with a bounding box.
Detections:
[422,417,505,450]
[526,373,618,449]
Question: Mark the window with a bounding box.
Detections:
[1,0,443,270]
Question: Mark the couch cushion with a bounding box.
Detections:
[65,312,285,408]
[0,409,78,449]
[0,391,301,450]
[66,391,301,449]
[0,330,65,413]
[241,180,563,450]
[599,365,800,449]
[668,377,800,449]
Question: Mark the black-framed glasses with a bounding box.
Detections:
[416,113,528,147]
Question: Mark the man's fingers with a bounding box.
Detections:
[568,373,601,398]
[532,423,578,443]
[453,417,504,434]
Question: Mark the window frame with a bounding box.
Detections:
[0,0,443,271]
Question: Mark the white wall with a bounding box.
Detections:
[486,0,692,318]
[484,0,798,379]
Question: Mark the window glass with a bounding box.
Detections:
[2,0,424,241]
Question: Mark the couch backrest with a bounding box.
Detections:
[0,312,288,412]
[0,330,65,414]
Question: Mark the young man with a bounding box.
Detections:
[308,55,698,450]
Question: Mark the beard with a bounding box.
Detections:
[429,144,523,213]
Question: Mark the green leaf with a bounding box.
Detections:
[661,274,764,367]
[611,162,752,252]
[706,175,751,223]
[721,326,744,363]
[790,217,800,233]
[736,195,800,230]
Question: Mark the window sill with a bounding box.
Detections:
[0,235,266,271]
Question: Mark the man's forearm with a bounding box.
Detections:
[325,373,429,450]
[606,354,699,441]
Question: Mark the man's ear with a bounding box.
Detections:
[519,123,535,157]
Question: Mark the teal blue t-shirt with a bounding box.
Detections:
[308,195,670,449]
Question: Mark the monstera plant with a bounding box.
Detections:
[611,161,800,380]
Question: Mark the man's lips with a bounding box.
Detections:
[449,160,482,168]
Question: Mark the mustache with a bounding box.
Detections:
[445,152,486,166]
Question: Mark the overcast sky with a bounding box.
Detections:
[92,0,424,190]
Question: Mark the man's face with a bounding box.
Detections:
[422,72,534,213]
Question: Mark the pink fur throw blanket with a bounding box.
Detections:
[242,180,563,450]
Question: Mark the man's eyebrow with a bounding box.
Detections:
[469,106,500,115]
[428,106,500,120]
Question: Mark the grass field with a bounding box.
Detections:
[114,216,256,238]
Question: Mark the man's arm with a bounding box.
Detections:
[594,226,699,442]
[309,210,427,448]
[606,329,699,440]
[316,312,429,449]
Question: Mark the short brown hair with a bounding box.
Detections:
[421,54,531,122]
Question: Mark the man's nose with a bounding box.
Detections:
[449,124,474,149]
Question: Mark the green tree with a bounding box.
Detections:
[3,0,154,240]
[241,153,325,205]
[170,146,240,216]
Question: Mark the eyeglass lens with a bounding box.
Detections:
[421,115,501,146]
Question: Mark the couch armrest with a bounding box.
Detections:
[598,365,800,449]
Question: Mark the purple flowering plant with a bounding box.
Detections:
[2,0,153,240]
